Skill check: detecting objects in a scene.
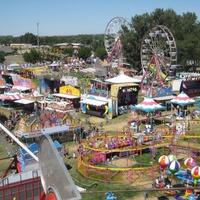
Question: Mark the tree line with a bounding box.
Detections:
[121,8,200,72]
[0,8,200,72]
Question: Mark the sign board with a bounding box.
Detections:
[59,85,80,96]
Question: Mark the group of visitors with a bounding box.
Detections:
[0,110,22,130]
[173,106,197,119]
[63,147,77,159]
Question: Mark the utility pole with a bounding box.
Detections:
[37,22,40,48]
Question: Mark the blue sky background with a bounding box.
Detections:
[1,0,200,36]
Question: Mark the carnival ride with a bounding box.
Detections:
[0,123,82,200]
[78,129,200,185]
[38,135,81,200]
[77,105,200,186]
[140,25,178,96]
[157,154,200,199]
[104,17,131,64]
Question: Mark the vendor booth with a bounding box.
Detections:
[111,83,139,106]
[0,77,36,110]
[110,83,140,116]
[80,94,109,118]
[14,105,79,143]
[52,85,80,109]
[12,77,36,93]
[80,77,110,118]
[42,101,73,113]
[180,78,200,97]
[80,80,140,118]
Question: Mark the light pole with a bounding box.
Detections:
[37,22,40,48]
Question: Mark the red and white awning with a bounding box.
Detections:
[170,91,195,106]
[0,94,24,101]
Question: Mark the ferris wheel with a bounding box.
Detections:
[104,17,131,63]
[140,25,177,94]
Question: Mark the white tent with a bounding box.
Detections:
[7,62,21,71]
[49,61,60,67]
[9,62,20,67]
[105,74,141,84]
[79,68,96,73]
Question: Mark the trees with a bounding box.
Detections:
[0,51,5,63]
[176,13,200,70]
[77,47,91,60]
[63,48,74,57]
[19,32,37,45]
[95,46,107,60]
[121,8,200,72]
[0,36,14,45]
[23,49,42,63]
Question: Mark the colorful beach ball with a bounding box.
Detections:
[191,166,200,179]
[184,158,194,168]
[168,154,177,162]
[168,160,180,175]
[184,158,197,170]
[158,155,170,169]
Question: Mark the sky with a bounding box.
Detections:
[1,0,200,37]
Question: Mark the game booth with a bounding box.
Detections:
[14,104,79,143]
[51,84,81,109]
[152,78,200,110]
[18,141,63,170]
[80,89,110,118]
[80,80,140,119]
[12,77,36,93]
[110,83,140,116]
[0,77,37,111]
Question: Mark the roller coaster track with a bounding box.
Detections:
[81,141,170,153]
[82,138,200,154]
[80,134,200,173]
[81,158,159,172]
[80,141,169,172]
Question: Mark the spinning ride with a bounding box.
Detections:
[104,17,130,64]
[140,25,177,95]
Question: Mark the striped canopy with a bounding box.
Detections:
[0,94,24,101]
[132,96,166,113]
[170,91,195,106]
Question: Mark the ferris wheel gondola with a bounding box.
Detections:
[140,25,178,95]
[104,17,131,63]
